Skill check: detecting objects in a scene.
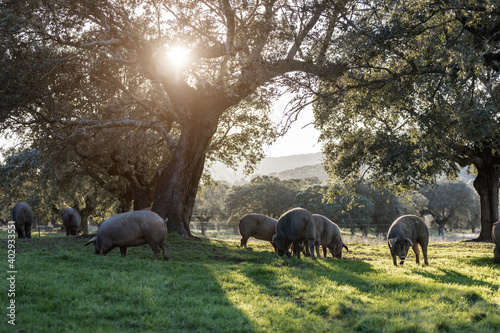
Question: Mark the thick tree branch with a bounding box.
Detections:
[286,1,328,60]
[221,0,236,55]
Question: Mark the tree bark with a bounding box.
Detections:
[117,189,133,214]
[151,116,219,239]
[132,188,153,211]
[472,162,500,241]
[78,195,97,235]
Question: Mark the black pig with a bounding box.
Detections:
[493,221,500,264]
[12,202,34,239]
[275,208,316,260]
[387,215,429,266]
[62,208,81,236]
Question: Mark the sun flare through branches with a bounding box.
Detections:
[166,46,191,69]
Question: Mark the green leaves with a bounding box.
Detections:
[316,0,500,193]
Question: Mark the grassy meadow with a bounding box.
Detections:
[1,230,499,333]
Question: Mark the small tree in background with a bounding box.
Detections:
[419,181,478,236]
[193,182,230,236]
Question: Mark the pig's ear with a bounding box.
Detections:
[84,236,97,246]
[388,238,397,248]
[404,237,414,246]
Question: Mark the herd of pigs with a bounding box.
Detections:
[10,202,500,265]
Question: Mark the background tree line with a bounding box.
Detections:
[193,175,480,237]
[0,161,480,238]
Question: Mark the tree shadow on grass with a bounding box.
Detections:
[239,256,377,301]
[186,238,500,333]
[413,268,499,291]
[234,257,427,331]
[467,256,498,267]
[14,235,257,332]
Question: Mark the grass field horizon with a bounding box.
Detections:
[2,230,499,332]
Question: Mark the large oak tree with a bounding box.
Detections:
[1,0,349,238]
[315,0,500,241]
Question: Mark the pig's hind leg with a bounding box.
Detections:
[421,242,429,266]
[412,243,420,265]
[159,239,169,261]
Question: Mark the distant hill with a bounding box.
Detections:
[209,152,325,183]
[270,164,328,181]
[209,152,478,185]
[457,168,476,183]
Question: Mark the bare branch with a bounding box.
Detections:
[221,0,236,55]
[286,1,327,60]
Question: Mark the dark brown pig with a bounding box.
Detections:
[239,213,277,250]
[493,221,500,264]
[12,202,34,239]
[85,210,168,261]
[62,208,81,236]
[387,215,429,266]
[275,208,316,260]
[313,214,349,259]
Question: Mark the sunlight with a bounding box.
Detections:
[166,46,191,68]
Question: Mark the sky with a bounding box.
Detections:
[0,136,14,161]
[264,96,323,158]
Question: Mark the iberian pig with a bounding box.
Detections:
[275,208,316,260]
[313,214,349,259]
[12,202,34,239]
[239,213,277,250]
[62,208,81,236]
[84,210,168,261]
[387,215,429,266]
[493,222,500,264]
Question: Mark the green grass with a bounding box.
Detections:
[1,231,499,332]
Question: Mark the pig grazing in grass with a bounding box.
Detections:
[313,214,349,259]
[62,208,81,236]
[85,210,168,261]
[387,215,429,266]
[12,202,34,239]
[275,208,316,260]
[239,213,277,250]
[493,222,500,264]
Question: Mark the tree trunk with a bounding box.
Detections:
[151,117,218,239]
[79,196,97,235]
[117,189,133,214]
[472,163,500,241]
[132,188,153,211]
[361,226,368,237]
[200,221,208,236]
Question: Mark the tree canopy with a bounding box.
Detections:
[315,0,500,240]
[2,0,495,241]
[1,0,349,238]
